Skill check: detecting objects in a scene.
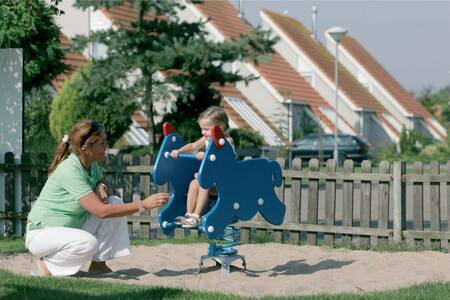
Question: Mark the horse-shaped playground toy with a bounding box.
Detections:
[152,122,286,274]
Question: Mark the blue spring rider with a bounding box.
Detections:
[152,122,286,274]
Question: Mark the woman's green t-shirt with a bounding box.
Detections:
[27,153,103,230]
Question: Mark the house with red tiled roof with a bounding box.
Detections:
[325,33,446,141]
[260,9,400,148]
[52,34,89,93]
[52,0,286,146]
[177,0,361,145]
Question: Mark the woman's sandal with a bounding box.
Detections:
[174,213,191,225]
[182,214,200,228]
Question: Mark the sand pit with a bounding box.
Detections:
[2,243,450,297]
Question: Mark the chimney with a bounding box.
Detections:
[238,0,244,19]
[311,5,318,40]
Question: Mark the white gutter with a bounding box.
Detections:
[261,11,360,112]
[325,33,414,119]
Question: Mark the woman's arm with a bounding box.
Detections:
[79,192,169,218]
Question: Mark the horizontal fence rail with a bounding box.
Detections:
[2,152,450,251]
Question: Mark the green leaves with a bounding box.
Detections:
[71,0,277,149]
[0,0,66,93]
[50,65,137,147]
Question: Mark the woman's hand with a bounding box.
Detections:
[170,149,180,159]
[142,193,170,209]
[95,183,108,204]
[196,151,205,160]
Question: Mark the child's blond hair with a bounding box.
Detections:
[198,106,229,132]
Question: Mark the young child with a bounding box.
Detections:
[171,106,232,228]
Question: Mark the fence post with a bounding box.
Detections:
[393,161,406,243]
[4,152,15,237]
[307,158,319,245]
[288,157,302,245]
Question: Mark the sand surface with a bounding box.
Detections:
[2,243,450,297]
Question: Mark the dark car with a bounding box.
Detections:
[291,134,370,163]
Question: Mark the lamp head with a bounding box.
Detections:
[327,26,348,43]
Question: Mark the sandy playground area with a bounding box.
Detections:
[2,243,450,297]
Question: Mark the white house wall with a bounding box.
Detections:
[370,82,413,129]
[369,115,397,148]
[333,40,413,130]
[177,2,225,43]
[261,17,361,132]
[232,61,289,137]
[311,72,360,127]
[49,0,89,38]
[324,34,419,133]
[177,3,293,139]
[91,9,113,31]
[263,17,397,147]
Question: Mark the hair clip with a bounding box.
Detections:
[62,134,69,143]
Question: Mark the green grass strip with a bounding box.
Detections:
[0,238,27,254]
[1,268,450,300]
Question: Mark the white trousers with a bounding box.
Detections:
[25,196,131,276]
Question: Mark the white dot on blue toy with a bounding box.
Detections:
[152,122,286,274]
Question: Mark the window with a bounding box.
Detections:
[291,104,321,142]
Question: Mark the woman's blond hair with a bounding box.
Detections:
[48,120,104,174]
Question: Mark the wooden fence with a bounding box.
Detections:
[2,152,450,250]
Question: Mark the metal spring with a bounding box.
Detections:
[208,226,240,256]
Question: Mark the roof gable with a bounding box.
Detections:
[52,34,88,92]
[195,1,329,108]
[262,9,387,113]
[341,35,431,118]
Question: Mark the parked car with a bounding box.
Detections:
[291,134,370,163]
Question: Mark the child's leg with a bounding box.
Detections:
[193,187,210,216]
[186,179,200,214]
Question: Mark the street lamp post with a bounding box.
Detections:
[327,26,348,166]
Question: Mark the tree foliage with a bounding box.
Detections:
[375,85,450,163]
[229,128,263,149]
[376,127,443,163]
[49,66,137,146]
[415,85,450,130]
[24,88,57,158]
[73,0,277,151]
[0,0,66,93]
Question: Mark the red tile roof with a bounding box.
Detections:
[195,1,330,109]
[341,35,432,119]
[100,2,154,29]
[262,10,387,114]
[98,1,368,140]
[52,34,88,92]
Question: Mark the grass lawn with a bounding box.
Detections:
[1,268,450,300]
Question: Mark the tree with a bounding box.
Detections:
[415,85,450,130]
[74,0,277,151]
[49,66,137,146]
[24,88,57,158]
[229,128,263,149]
[0,0,66,93]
